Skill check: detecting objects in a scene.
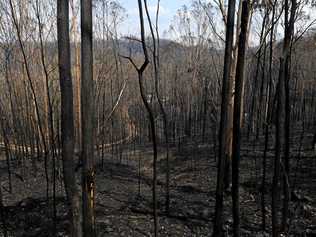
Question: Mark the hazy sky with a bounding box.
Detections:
[116,0,316,43]
[120,0,192,37]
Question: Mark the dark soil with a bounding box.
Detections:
[0,136,315,236]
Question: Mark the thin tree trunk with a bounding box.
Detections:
[144,0,171,216]
[262,2,277,231]
[282,0,297,233]
[35,0,58,232]
[9,0,49,201]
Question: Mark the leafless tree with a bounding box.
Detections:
[57,0,82,236]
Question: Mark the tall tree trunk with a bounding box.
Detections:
[57,1,82,236]
[122,1,159,235]
[137,1,158,235]
[231,1,250,236]
[80,0,96,235]
[272,58,285,237]
[144,0,171,216]
[272,1,296,232]
[262,2,277,231]
[282,0,297,233]
[224,0,243,190]
[213,0,236,236]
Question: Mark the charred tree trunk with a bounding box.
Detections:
[231,1,250,236]
[144,0,171,216]
[81,0,96,235]
[57,0,82,236]
[262,1,277,230]
[282,0,296,233]
[213,0,236,236]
